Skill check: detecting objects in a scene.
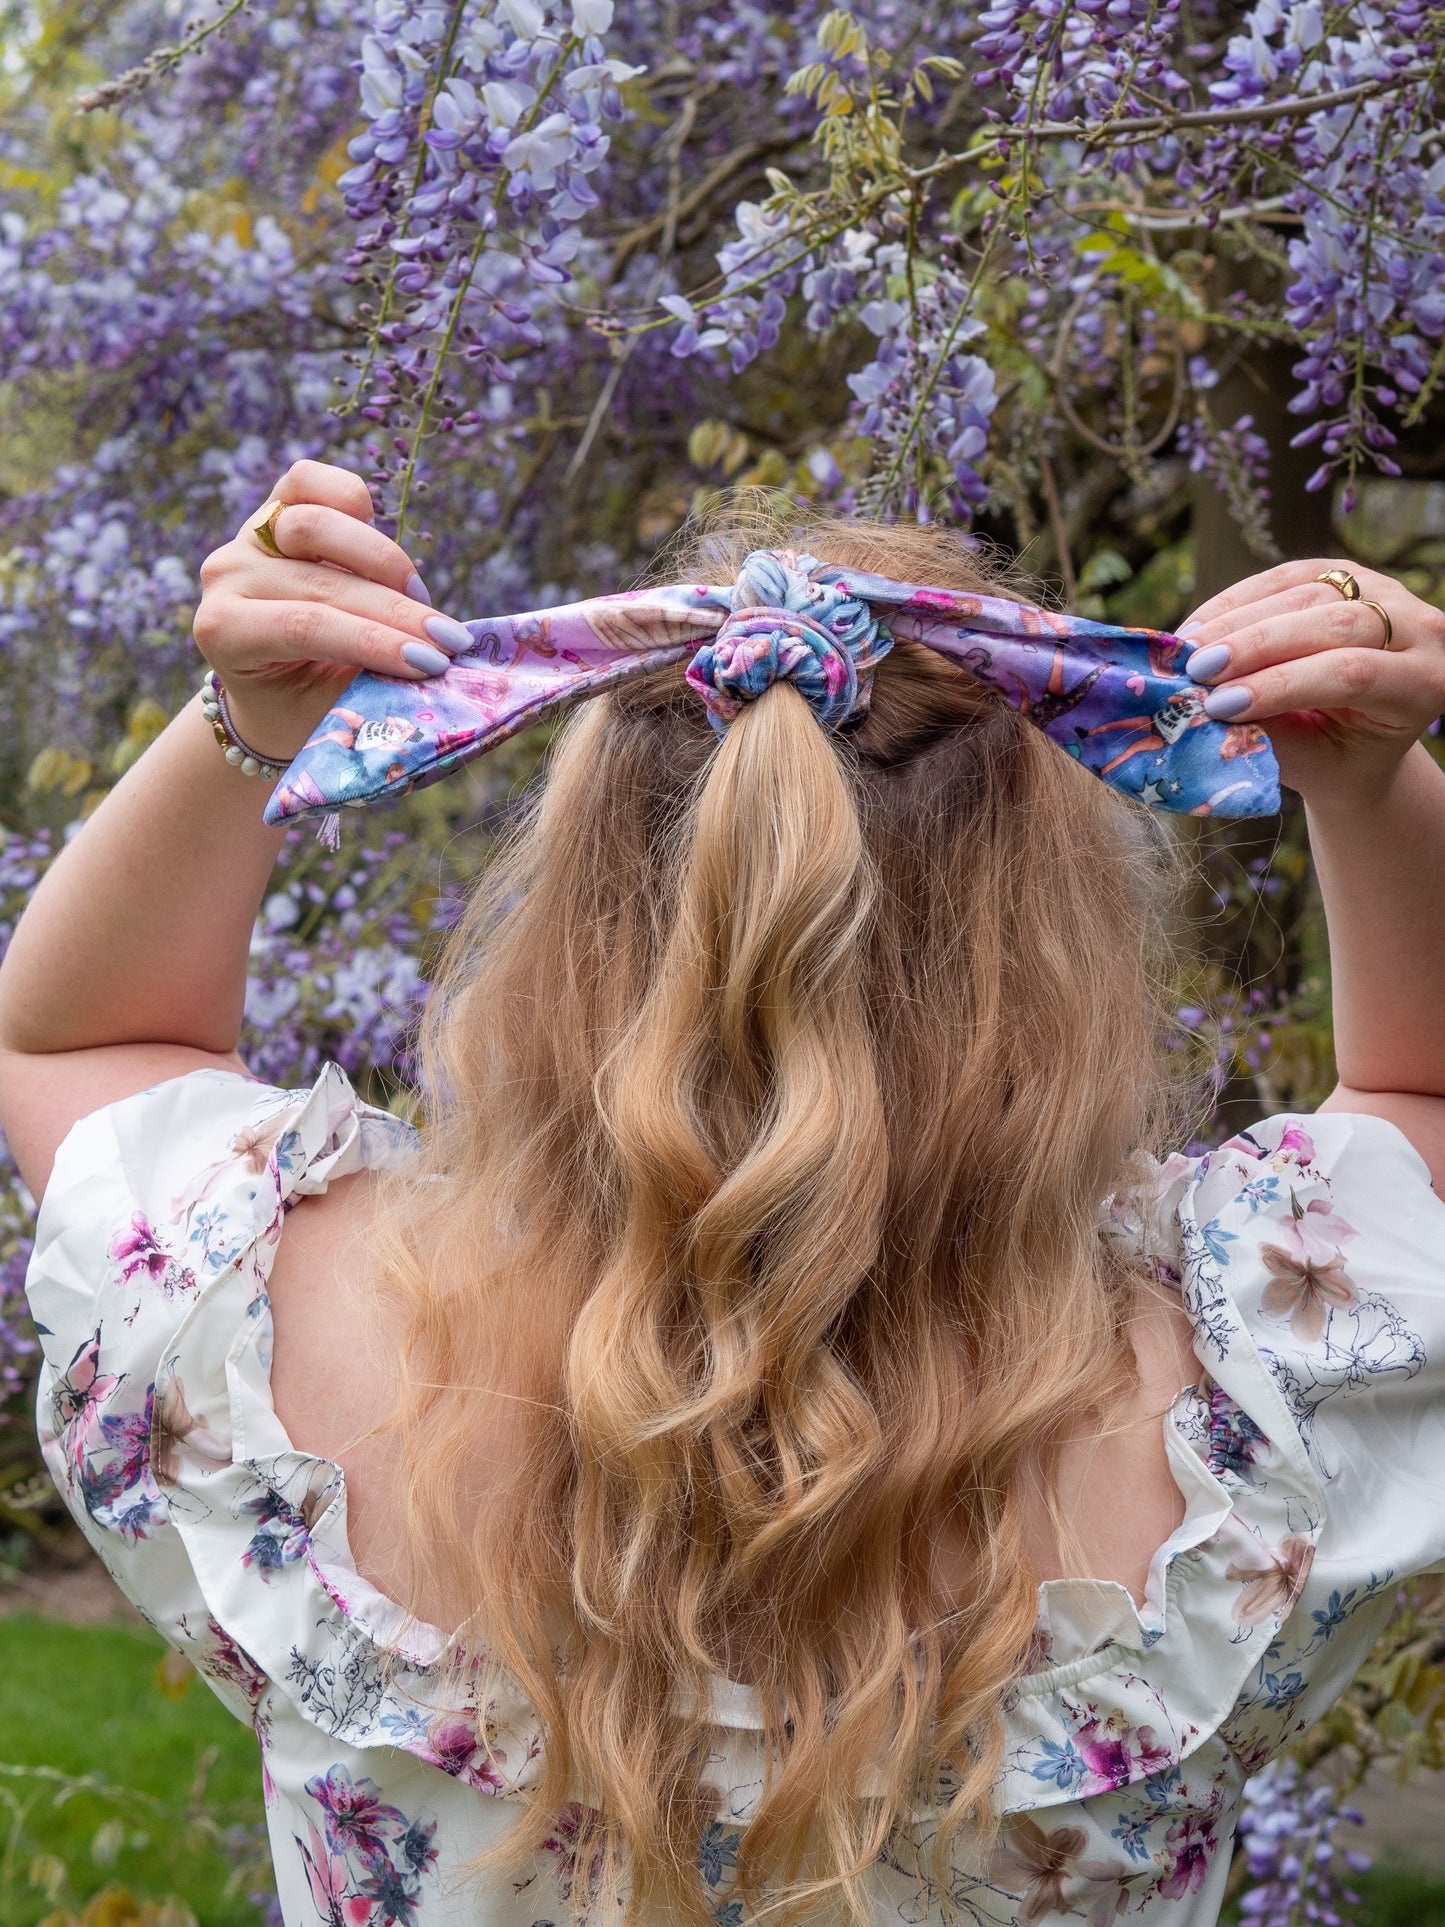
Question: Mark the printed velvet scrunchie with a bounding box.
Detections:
[684,549,893,733]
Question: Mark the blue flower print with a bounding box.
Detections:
[698,1823,741,1888]
[239,1486,310,1581]
[1200,1217,1239,1267]
[1260,1669,1305,1708]
[1240,1174,1282,1212]
[187,1203,246,1276]
[1111,1810,1162,1862]
[1207,1386,1269,1484]
[1029,1739,1086,1791]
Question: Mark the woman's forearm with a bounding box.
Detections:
[0,695,289,1057]
[1305,741,1445,1099]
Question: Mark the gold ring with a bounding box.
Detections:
[1361,599,1393,650]
[1316,567,1360,601]
[251,500,286,557]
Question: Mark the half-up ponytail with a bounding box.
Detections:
[370,509,1188,1927]
[566,679,890,1917]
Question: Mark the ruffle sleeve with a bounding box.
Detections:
[25,1064,418,1722]
[1184,1110,1445,1770]
[995,1106,1445,1812]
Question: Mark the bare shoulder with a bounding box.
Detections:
[265,1170,402,1464]
[1315,1085,1445,1195]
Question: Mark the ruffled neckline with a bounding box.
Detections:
[149,1065,1333,1814]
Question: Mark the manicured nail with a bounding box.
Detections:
[1203,684,1251,720]
[424,614,473,655]
[401,640,451,677]
[1185,643,1232,683]
[1176,618,1201,637]
[403,571,432,606]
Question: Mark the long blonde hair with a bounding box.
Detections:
[370,507,1188,1926]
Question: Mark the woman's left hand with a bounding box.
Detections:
[1178,559,1445,803]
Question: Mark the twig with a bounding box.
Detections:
[608,135,793,277]
[567,93,699,486]
[1069,63,1435,147]
[73,0,254,112]
[1037,438,1077,607]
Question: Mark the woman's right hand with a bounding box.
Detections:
[192,459,474,757]
[1178,558,1445,806]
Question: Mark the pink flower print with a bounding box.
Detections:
[410,1710,509,1793]
[297,1815,350,1927]
[538,1802,608,1904]
[1080,1730,1133,1792]
[50,1328,121,1438]
[1157,1809,1221,1899]
[1286,1195,1358,1265]
[1226,1533,1315,1625]
[191,1612,266,1704]
[1274,1122,1317,1167]
[1073,1713,1168,1795]
[1259,1195,1359,1343]
[108,1213,195,1296]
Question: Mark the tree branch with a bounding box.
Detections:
[609,135,795,277]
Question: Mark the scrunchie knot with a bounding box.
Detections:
[685,549,892,735]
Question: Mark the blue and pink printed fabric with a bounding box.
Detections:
[263,550,1281,828]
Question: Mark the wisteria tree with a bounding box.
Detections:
[3,0,1445,1916]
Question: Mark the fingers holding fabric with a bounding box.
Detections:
[194,592,459,685]
[1196,645,1425,734]
[1183,598,1397,693]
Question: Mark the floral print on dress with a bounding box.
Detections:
[108,1212,197,1298]
[1204,1384,1268,1486]
[24,1068,1445,1926]
[1257,1191,1359,1343]
[1224,1532,1315,1626]
[299,1764,438,1927]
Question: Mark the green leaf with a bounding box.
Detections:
[1077,548,1133,594]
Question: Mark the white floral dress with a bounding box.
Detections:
[24,1066,1445,1927]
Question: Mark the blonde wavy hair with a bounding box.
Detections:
[370,506,1190,1927]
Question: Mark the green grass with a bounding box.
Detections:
[1352,1861,1445,1927]
[0,1613,268,1926]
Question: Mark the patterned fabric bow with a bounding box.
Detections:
[262,548,1280,829]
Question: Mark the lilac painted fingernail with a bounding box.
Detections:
[404,571,432,606]
[402,640,451,677]
[1176,618,1201,637]
[1185,643,1232,683]
[424,614,473,655]
[1203,684,1251,720]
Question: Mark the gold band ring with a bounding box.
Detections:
[251,500,286,557]
[1316,566,1360,601]
[1316,567,1392,648]
[1361,599,1393,650]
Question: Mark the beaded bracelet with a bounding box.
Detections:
[199,669,289,781]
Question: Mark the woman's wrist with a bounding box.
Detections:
[1299,737,1439,823]
[208,670,353,767]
